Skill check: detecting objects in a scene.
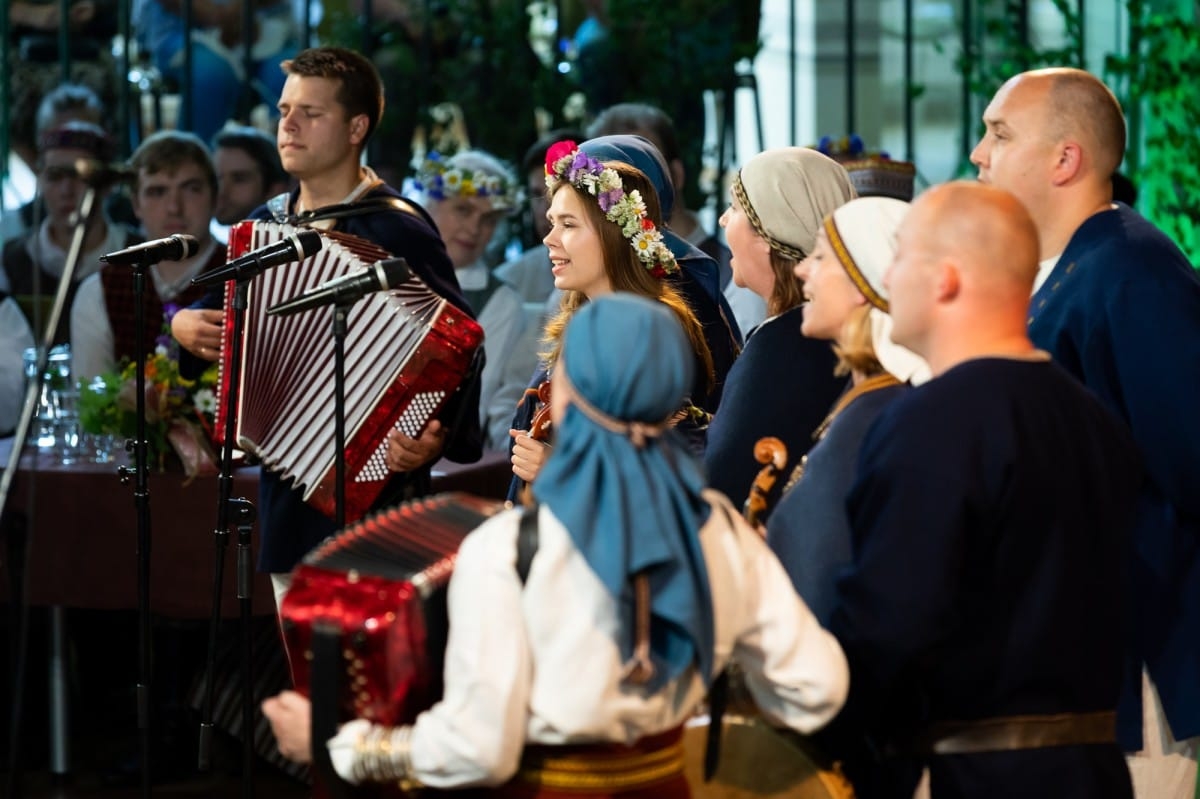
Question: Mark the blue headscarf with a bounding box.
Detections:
[533,295,715,691]
[580,135,726,314]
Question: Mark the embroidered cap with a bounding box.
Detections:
[812,134,917,201]
[822,196,931,384]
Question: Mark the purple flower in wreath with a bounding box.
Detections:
[598,188,625,213]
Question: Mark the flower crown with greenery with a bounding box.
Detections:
[544,141,679,279]
[413,151,519,211]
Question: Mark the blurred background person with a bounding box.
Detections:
[133,0,301,145]
[71,130,223,381]
[4,0,119,217]
[0,293,37,436]
[410,149,533,452]
[1,122,140,345]
[210,122,292,240]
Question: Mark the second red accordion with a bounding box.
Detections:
[279,492,505,727]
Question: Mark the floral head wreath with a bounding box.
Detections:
[544,141,679,279]
[413,151,520,211]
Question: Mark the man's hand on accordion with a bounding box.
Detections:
[386,420,446,473]
[262,690,313,764]
[170,308,226,361]
[263,690,421,787]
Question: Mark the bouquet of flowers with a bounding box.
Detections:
[80,349,220,478]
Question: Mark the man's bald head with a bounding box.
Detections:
[1006,68,1127,179]
[886,181,1041,373]
[914,181,1040,299]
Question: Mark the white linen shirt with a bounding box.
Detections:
[331,490,849,788]
[70,239,217,381]
[0,297,36,431]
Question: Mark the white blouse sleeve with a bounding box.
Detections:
[0,298,34,431]
[69,272,115,382]
[702,492,849,733]
[406,510,534,787]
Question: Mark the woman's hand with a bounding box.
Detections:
[509,430,551,484]
[262,690,313,764]
[385,420,446,473]
[170,308,225,361]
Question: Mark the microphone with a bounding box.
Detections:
[267,258,412,317]
[192,229,324,286]
[102,234,200,266]
[74,158,138,186]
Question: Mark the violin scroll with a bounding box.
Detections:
[743,436,788,530]
[527,380,553,442]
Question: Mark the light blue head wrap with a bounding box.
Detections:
[533,294,715,690]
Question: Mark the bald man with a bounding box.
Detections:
[973,68,1200,789]
[822,182,1142,799]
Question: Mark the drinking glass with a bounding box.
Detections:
[54,387,84,465]
[22,345,72,450]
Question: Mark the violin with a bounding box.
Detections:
[507,379,553,507]
[526,379,554,443]
[743,436,788,531]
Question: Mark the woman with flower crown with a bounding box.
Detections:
[410,149,539,451]
[263,293,849,797]
[508,141,718,492]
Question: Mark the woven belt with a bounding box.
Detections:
[516,729,685,791]
[911,710,1117,756]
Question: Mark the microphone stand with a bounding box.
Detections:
[2,180,103,798]
[197,276,257,797]
[115,250,158,799]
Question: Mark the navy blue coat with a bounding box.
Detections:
[829,358,1141,799]
[703,307,845,517]
[1027,203,1200,749]
[766,381,907,625]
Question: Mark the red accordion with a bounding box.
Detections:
[280,493,505,726]
[216,220,484,521]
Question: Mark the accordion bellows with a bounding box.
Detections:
[280,492,506,727]
[217,221,484,521]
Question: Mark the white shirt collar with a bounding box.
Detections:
[1033,253,1061,295]
[456,259,490,290]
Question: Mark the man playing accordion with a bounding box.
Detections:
[171,46,483,609]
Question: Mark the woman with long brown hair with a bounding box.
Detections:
[509,141,715,490]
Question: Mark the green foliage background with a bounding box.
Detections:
[958,0,1199,267]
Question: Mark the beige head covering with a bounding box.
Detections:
[732,147,857,260]
[823,196,931,385]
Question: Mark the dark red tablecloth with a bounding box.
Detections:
[0,445,512,618]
